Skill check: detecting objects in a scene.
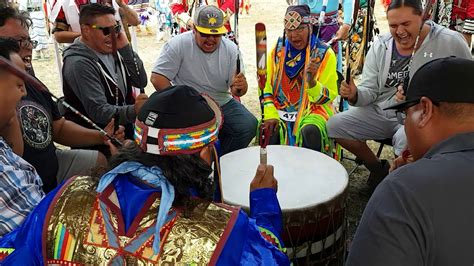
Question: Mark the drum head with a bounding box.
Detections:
[220,145,348,211]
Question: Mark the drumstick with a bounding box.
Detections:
[260,146,267,165]
[339,0,360,112]
[255,23,269,165]
[305,0,328,86]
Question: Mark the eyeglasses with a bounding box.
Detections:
[10,37,38,49]
[88,23,121,36]
[395,99,439,125]
[395,99,420,125]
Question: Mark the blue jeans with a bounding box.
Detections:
[219,99,257,155]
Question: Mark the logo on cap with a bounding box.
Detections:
[145,112,158,126]
[194,5,227,34]
[207,14,218,26]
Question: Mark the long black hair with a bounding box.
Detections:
[107,142,215,205]
[387,0,423,15]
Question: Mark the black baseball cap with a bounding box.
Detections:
[137,85,221,129]
[134,85,223,155]
[385,57,474,111]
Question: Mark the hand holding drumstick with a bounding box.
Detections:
[250,164,278,192]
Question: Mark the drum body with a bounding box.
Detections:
[220,145,349,265]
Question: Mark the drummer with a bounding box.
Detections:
[347,57,474,265]
[0,85,290,265]
[261,5,340,159]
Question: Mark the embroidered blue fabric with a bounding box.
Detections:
[97,161,175,254]
[217,188,289,265]
[0,168,290,265]
[0,184,60,265]
[113,174,157,233]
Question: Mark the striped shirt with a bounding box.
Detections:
[0,137,45,236]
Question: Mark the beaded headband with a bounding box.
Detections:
[284,10,311,30]
[134,94,223,155]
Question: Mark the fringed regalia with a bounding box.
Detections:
[262,34,341,160]
[348,0,379,76]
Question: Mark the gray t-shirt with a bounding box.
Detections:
[93,50,127,98]
[347,132,474,266]
[152,31,242,106]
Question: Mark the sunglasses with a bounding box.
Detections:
[88,23,121,36]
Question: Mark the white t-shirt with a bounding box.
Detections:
[152,31,242,106]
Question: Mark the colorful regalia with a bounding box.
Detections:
[20,0,50,56]
[50,0,121,34]
[299,0,355,52]
[0,166,288,265]
[262,33,340,160]
[430,0,474,35]
[0,86,289,265]
[239,0,251,15]
[348,0,379,76]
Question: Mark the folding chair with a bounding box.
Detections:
[343,138,392,176]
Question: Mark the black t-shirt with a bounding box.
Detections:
[384,41,411,89]
[18,80,61,193]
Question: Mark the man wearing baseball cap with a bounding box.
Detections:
[151,5,257,156]
[347,57,474,265]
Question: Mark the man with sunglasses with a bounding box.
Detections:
[151,5,257,155]
[347,56,474,265]
[62,4,148,153]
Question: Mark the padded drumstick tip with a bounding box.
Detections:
[260,147,267,165]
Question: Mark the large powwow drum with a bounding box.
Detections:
[220,145,349,265]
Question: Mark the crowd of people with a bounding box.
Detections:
[0,0,473,264]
